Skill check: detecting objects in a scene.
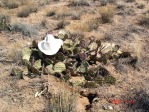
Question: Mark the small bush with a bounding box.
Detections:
[10,23,37,36]
[0,13,10,31]
[3,0,19,9]
[18,6,38,18]
[69,0,89,6]
[100,4,115,23]
[138,14,149,28]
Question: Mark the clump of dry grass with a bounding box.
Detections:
[55,6,71,19]
[67,22,89,32]
[100,0,116,6]
[71,11,82,20]
[69,0,89,6]
[46,8,56,17]
[17,6,38,18]
[4,42,23,64]
[67,14,100,32]
[56,20,70,29]
[0,13,10,31]
[19,0,33,5]
[138,14,149,28]
[132,34,142,61]
[126,0,135,2]
[3,0,19,9]
[99,4,115,23]
[10,23,37,36]
[47,91,76,112]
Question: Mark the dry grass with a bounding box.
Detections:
[66,14,100,32]
[4,42,23,64]
[0,13,10,31]
[46,8,56,17]
[66,21,89,32]
[47,90,76,112]
[100,0,116,6]
[17,5,38,18]
[126,0,135,2]
[55,6,71,19]
[3,0,19,9]
[69,0,89,6]
[138,14,149,28]
[10,23,37,36]
[132,34,142,60]
[99,4,116,23]
[56,20,70,29]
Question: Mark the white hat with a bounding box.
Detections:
[38,34,63,55]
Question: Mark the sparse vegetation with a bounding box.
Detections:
[69,0,89,6]
[0,13,10,31]
[10,23,37,36]
[56,20,70,29]
[3,0,19,9]
[46,8,55,17]
[17,6,38,17]
[47,91,76,112]
[55,7,71,19]
[100,0,116,6]
[138,14,149,28]
[126,0,135,2]
[100,4,115,23]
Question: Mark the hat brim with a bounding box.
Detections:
[38,39,63,55]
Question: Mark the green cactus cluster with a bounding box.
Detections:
[11,30,138,87]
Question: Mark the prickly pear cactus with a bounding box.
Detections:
[88,42,98,51]
[55,52,65,62]
[77,61,89,73]
[58,30,69,39]
[33,59,42,69]
[54,62,66,73]
[11,31,139,88]
[22,48,31,61]
[11,67,23,79]
[46,64,55,75]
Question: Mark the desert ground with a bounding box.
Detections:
[0,0,149,112]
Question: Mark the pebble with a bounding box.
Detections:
[108,105,113,110]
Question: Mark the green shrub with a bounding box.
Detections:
[10,23,37,36]
[0,13,10,31]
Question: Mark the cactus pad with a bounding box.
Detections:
[54,62,66,73]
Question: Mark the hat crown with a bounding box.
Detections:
[45,34,55,43]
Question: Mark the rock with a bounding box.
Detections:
[108,105,113,110]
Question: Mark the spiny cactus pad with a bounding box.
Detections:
[54,62,66,73]
[22,48,31,61]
